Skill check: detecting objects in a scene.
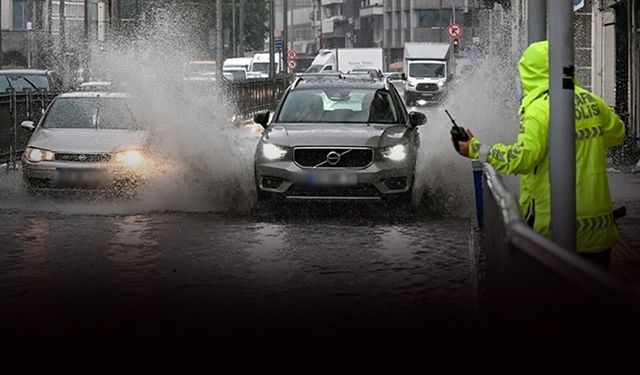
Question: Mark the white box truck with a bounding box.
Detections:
[305,48,383,74]
[403,42,455,105]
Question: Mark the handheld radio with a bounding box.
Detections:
[445,109,469,152]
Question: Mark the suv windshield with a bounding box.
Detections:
[278,88,399,124]
[0,74,50,92]
[43,98,138,130]
[409,63,445,78]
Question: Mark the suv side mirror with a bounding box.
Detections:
[409,111,427,128]
[253,111,271,128]
[401,73,407,81]
[21,120,36,131]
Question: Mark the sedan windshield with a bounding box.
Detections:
[0,74,50,92]
[43,98,138,130]
[278,88,399,124]
[409,63,445,78]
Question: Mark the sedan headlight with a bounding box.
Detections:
[114,150,145,168]
[262,143,287,161]
[25,147,55,162]
[382,144,407,161]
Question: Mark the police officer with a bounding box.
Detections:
[455,40,625,269]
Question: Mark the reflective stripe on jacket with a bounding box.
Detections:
[469,40,625,253]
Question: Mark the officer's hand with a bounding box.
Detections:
[457,129,475,157]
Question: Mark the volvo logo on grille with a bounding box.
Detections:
[326,151,341,166]
[78,154,87,161]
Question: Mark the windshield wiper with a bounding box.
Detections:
[20,77,39,91]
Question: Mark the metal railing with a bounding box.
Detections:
[480,163,640,336]
[0,90,58,168]
[224,77,289,121]
[0,78,290,168]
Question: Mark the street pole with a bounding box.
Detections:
[238,0,244,56]
[269,0,275,80]
[59,0,66,52]
[232,0,236,57]
[528,0,547,44]
[283,0,288,75]
[216,0,222,75]
[446,0,456,24]
[548,0,576,251]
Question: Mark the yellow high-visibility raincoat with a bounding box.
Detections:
[469,40,625,253]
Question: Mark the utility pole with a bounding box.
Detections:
[216,0,222,74]
[548,0,576,251]
[283,0,288,74]
[269,0,275,80]
[59,0,66,52]
[232,0,236,56]
[238,0,244,56]
[528,0,547,44]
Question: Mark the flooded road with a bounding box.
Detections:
[0,199,482,348]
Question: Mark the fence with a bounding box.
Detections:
[224,77,289,121]
[480,163,640,337]
[0,90,58,166]
[0,78,290,167]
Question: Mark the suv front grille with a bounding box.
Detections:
[55,153,112,163]
[416,83,438,92]
[294,148,373,169]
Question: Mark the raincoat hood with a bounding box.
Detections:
[518,40,549,111]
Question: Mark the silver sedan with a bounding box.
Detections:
[21,92,151,192]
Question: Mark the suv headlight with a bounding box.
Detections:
[114,150,145,168]
[438,81,445,88]
[382,144,407,161]
[262,143,287,161]
[25,147,55,162]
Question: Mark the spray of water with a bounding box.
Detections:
[413,57,522,217]
[23,11,259,214]
[2,7,528,217]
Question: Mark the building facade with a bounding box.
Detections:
[383,0,480,68]
[596,0,639,154]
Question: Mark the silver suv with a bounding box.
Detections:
[253,76,427,203]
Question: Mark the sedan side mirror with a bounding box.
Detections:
[253,111,271,128]
[21,120,36,131]
[409,111,427,128]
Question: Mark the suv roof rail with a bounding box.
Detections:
[292,76,304,89]
[383,75,391,91]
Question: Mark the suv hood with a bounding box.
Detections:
[263,123,409,148]
[28,128,148,153]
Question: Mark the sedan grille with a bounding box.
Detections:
[55,153,112,163]
[294,148,373,169]
[416,83,439,92]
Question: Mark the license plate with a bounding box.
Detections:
[57,169,104,185]
[308,171,357,186]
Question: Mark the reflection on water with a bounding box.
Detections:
[105,215,160,297]
[244,223,299,280]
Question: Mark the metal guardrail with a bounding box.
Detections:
[481,163,640,336]
[0,89,58,169]
[0,78,290,168]
[224,77,289,120]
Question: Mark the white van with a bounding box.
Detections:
[223,57,252,72]
[248,53,281,79]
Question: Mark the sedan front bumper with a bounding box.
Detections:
[22,158,143,190]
